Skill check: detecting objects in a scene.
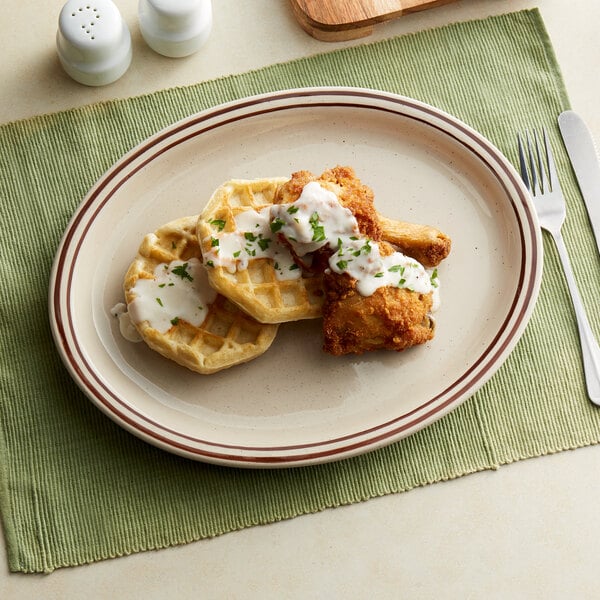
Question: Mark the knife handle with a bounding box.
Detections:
[553,231,600,404]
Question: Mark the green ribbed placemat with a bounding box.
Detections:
[2,9,600,574]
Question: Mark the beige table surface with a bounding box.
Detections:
[3,1,600,598]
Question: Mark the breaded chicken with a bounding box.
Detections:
[274,166,382,241]
[275,166,451,267]
[321,242,435,356]
[378,214,451,268]
[276,165,446,356]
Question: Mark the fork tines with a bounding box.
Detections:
[517,128,557,196]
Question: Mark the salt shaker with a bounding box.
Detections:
[138,0,212,58]
[56,0,132,86]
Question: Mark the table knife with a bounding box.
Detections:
[558,110,600,256]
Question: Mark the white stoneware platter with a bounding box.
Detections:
[49,88,542,468]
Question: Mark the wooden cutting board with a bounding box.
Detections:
[289,0,457,41]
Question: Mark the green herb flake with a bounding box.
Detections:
[158,283,166,288]
[374,272,384,278]
[171,263,193,281]
[206,260,214,268]
[287,205,299,214]
[309,212,326,243]
[233,250,241,258]
[289,264,299,271]
[211,237,220,247]
[210,219,226,232]
[244,232,257,242]
[336,260,348,271]
[388,264,405,273]
[258,237,272,251]
[170,317,179,326]
[398,278,406,287]
[270,218,285,233]
[430,268,439,288]
[156,297,164,307]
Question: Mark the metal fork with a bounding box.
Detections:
[518,129,600,405]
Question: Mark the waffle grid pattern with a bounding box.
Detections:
[124,215,278,374]
[198,179,325,324]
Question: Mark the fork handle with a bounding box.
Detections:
[552,231,600,404]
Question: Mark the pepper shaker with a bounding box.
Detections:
[138,0,212,58]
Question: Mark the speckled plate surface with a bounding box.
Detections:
[49,87,542,467]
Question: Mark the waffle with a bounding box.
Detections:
[124,215,278,374]
[197,178,325,324]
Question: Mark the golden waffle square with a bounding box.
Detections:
[123,215,278,374]
[197,178,325,324]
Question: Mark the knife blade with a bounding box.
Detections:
[558,110,600,256]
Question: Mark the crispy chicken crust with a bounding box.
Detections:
[274,166,382,240]
[378,214,451,268]
[278,165,447,356]
[321,244,435,356]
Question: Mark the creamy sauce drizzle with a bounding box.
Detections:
[202,181,441,303]
[203,207,301,280]
[127,258,217,332]
[110,302,142,342]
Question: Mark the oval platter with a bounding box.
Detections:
[49,87,542,467]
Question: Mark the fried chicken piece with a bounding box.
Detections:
[321,241,435,356]
[378,213,451,268]
[274,166,445,355]
[274,166,382,240]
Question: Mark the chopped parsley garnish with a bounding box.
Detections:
[233,250,241,258]
[206,260,214,268]
[289,264,299,270]
[430,268,439,288]
[258,237,272,251]
[244,232,257,242]
[155,297,163,307]
[210,219,226,232]
[171,263,193,281]
[158,283,166,288]
[309,212,326,243]
[374,272,384,278]
[170,317,179,326]
[336,260,348,271]
[337,238,343,255]
[398,278,406,287]
[270,218,285,233]
[211,237,219,247]
[388,264,405,274]
[287,205,299,214]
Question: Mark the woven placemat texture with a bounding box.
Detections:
[1,9,599,573]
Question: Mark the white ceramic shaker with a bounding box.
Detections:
[138,0,212,58]
[56,0,132,86]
